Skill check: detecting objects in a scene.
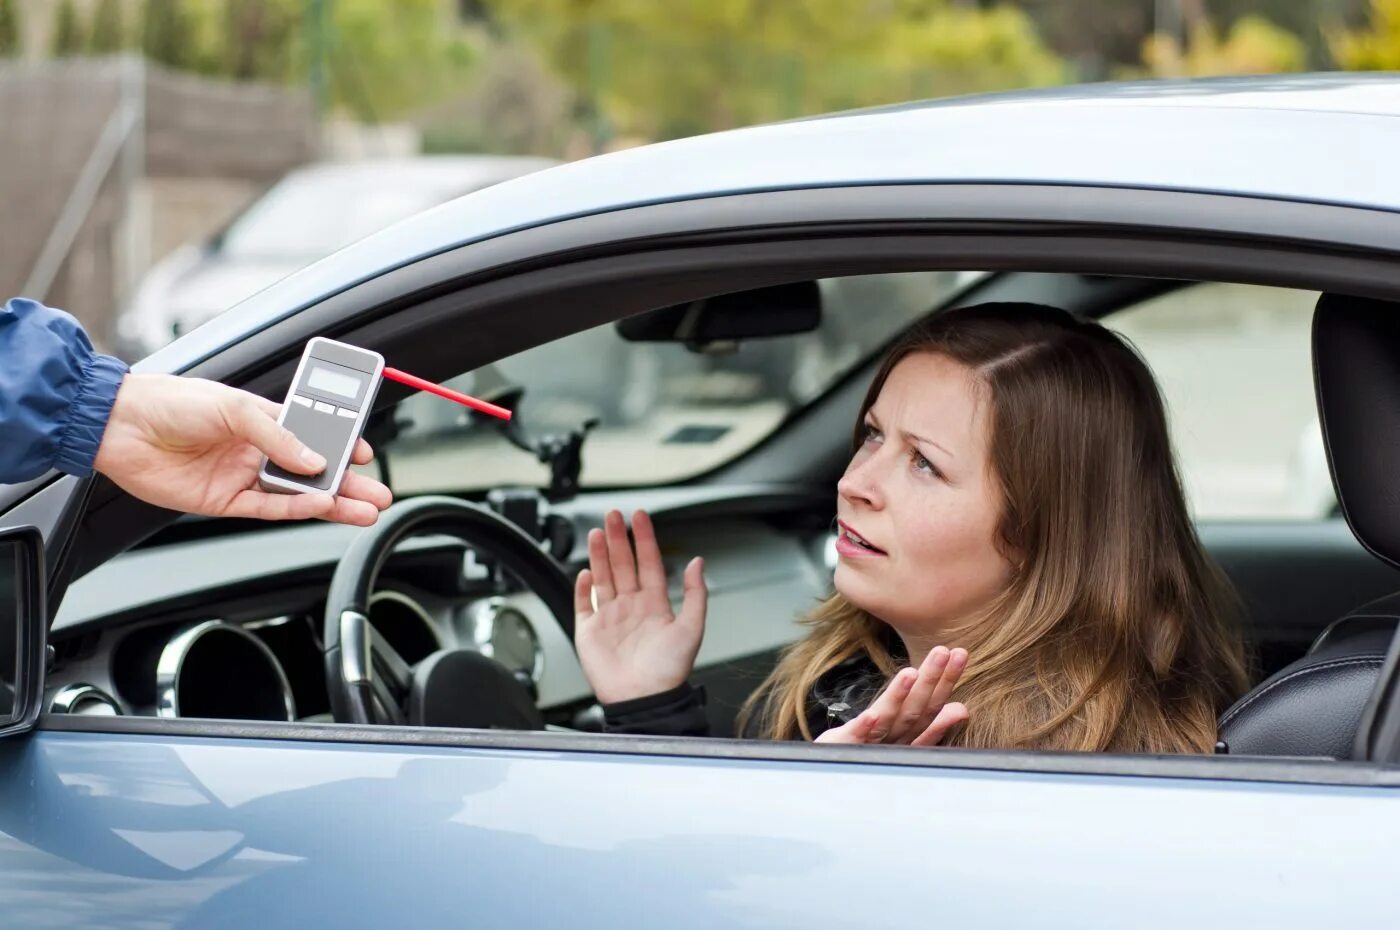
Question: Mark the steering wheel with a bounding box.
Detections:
[323,496,576,728]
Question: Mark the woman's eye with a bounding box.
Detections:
[862,423,882,444]
[912,451,940,478]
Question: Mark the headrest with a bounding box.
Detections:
[1314,293,1400,569]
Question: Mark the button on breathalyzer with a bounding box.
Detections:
[258,337,385,495]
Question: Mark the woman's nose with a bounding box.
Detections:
[838,454,886,510]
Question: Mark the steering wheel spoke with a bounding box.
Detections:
[337,609,414,725]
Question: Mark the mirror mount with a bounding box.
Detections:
[472,385,598,504]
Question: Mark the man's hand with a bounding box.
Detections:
[816,646,969,746]
[94,373,392,525]
[574,509,707,705]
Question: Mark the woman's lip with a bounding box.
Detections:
[838,520,885,553]
[835,533,886,559]
[835,521,886,558]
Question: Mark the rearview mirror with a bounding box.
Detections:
[616,280,821,349]
[0,526,46,738]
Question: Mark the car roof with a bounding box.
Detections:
[139,72,1400,374]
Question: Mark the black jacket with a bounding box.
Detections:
[601,650,893,739]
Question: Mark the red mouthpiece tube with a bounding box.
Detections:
[382,367,512,421]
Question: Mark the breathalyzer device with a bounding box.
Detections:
[258,337,385,495]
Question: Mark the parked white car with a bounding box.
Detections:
[117,155,557,359]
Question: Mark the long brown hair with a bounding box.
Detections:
[741,302,1249,753]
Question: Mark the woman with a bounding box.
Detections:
[574,302,1250,753]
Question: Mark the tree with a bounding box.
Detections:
[223,0,303,82]
[90,0,126,55]
[142,0,194,69]
[1141,14,1308,76]
[328,0,477,122]
[1017,0,1156,79]
[485,0,1066,144]
[120,0,478,123]
[52,0,85,58]
[1330,0,1400,68]
[1212,0,1370,67]
[0,0,18,58]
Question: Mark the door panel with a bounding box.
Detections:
[0,728,1393,928]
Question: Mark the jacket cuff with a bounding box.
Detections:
[602,682,709,737]
[53,353,128,477]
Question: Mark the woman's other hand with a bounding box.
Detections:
[816,646,969,745]
[574,509,707,704]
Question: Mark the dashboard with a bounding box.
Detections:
[45,484,837,731]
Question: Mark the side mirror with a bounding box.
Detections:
[0,526,46,738]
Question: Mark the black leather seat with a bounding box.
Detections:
[1217,293,1400,758]
[1219,610,1393,757]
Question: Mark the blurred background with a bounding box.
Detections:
[0,0,1384,516]
[1,0,1394,360]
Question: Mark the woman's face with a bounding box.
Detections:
[834,352,1015,651]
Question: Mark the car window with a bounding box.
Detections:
[384,271,982,494]
[1108,282,1331,520]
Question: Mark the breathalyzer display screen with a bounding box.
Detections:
[307,364,363,400]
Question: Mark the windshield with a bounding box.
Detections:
[383,271,980,494]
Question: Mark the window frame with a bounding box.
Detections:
[26,181,1400,787]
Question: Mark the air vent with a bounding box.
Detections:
[50,631,100,668]
[49,684,121,716]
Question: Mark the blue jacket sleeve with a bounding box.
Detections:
[0,298,129,483]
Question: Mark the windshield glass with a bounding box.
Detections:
[383,271,981,494]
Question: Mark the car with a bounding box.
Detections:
[4,72,1400,927]
[116,155,558,359]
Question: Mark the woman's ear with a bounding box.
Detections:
[994,530,1024,576]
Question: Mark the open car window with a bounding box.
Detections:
[384,271,981,494]
[1108,283,1331,520]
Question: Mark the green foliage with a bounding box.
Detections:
[329,0,477,121]
[52,0,85,58]
[485,0,1067,142]
[1141,14,1308,76]
[1212,0,1370,68]
[1330,0,1400,68]
[142,0,195,69]
[118,0,477,122]
[417,38,572,155]
[0,0,19,58]
[90,0,126,54]
[1019,0,1154,77]
[222,0,303,82]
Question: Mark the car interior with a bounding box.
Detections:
[38,266,1400,761]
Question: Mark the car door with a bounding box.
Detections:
[5,718,1397,928]
[9,181,1400,927]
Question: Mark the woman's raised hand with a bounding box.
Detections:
[816,646,969,746]
[574,509,707,705]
